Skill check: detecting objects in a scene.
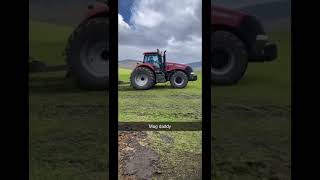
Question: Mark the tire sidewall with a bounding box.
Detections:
[66,17,109,90]
[170,71,188,88]
[211,30,248,85]
[130,67,155,90]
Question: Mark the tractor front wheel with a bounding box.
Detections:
[130,67,155,90]
[170,71,188,88]
[211,30,248,85]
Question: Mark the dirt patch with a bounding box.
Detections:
[118,132,161,180]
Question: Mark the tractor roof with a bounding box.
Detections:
[143,52,159,55]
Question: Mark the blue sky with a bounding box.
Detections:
[119,1,134,25]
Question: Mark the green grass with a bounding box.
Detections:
[29,21,109,180]
[29,21,73,65]
[118,68,131,82]
[29,71,109,180]
[211,31,291,180]
[119,68,202,122]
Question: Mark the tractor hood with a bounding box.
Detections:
[165,62,190,71]
[211,5,248,27]
[85,1,109,20]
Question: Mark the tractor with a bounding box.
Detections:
[211,5,277,84]
[62,1,277,90]
[130,50,197,90]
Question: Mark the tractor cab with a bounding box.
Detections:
[143,49,166,72]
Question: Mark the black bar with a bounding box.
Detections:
[109,0,119,179]
[202,0,212,179]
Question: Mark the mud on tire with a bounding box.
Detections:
[211,30,248,85]
[170,71,188,88]
[130,67,155,90]
[65,17,109,90]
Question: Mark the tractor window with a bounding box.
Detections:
[145,55,160,68]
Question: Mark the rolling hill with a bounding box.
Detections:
[187,62,202,70]
[119,59,140,69]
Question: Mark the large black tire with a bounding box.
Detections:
[211,30,248,85]
[130,67,155,90]
[170,71,188,88]
[65,17,109,90]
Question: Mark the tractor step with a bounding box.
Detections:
[155,71,167,83]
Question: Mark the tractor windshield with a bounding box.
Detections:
[144,54,161,69]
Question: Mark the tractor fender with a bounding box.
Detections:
[211,5,247,28]
[134,64,157,80]
[167,69,189,81]
[85,2,109,20]
[136,63,156,71]
[165,62,190,79]
[211,6,266,58]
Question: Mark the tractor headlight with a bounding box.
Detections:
[256,34,269,41]
[189,72,197,81]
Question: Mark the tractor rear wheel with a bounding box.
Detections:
[211,30,248,85]
[130,67,155,90]
[170,71,188,88]
[65,17,109,90]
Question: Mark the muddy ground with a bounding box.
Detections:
[118,131,202,180]
[118,132,161,180]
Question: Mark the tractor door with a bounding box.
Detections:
[144,54,161,70]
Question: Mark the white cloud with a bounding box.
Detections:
[132,9,164,28]
[118,14,130,31]
[119,0,202,64]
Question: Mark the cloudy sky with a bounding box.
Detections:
[118,0,202,64]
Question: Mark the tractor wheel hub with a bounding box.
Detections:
[135,74,149,87]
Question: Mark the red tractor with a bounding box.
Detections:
[130,50,197,90]
[65,1,277,89]
[211,6,277,84]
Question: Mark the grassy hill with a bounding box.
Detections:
[119,59,139,69]
[187,61,202,70]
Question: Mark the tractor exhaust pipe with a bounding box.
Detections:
[163,50,167,72]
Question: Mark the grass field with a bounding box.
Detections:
[211,31,291,179]
[29,21,72,65]
[29,21,109,180]
[119,68,202,122]
[30,20,291,179]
